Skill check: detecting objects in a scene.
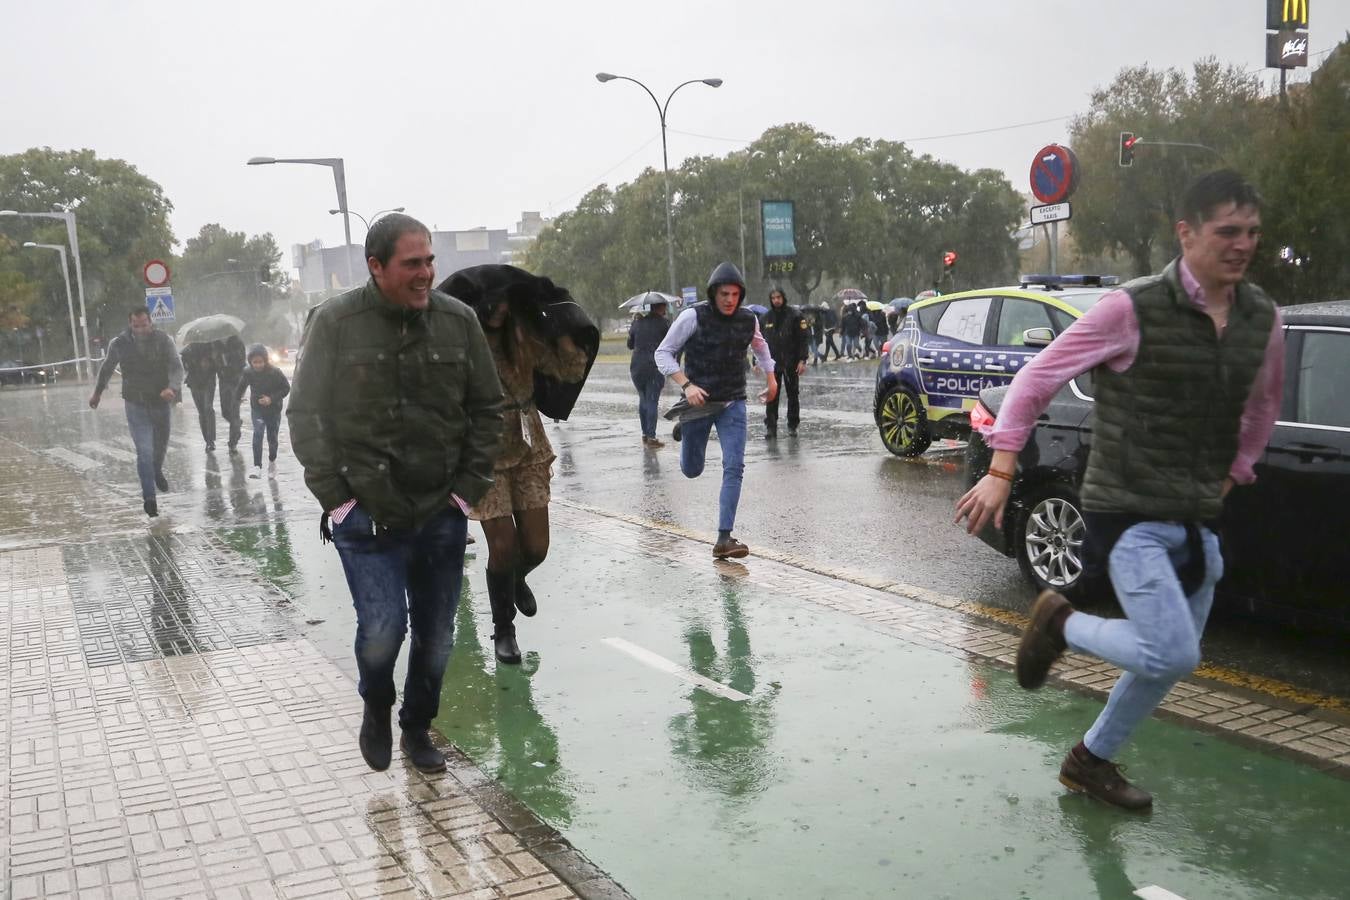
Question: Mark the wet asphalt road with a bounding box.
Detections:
[1,360,1347,700]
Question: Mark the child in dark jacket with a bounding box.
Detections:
[234,344,291,476]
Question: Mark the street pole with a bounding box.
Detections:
[22,242,81,379]
[247,156,355,287]
[1049,221,1059,276]
[0,209,92,376]
[738,188,746,277]
[596,73,723,295]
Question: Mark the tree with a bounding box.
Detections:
[1067,60,1264,276]
[0,148,175,348]
[174,223,286,339]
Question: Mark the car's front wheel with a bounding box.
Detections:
[1016,486,1087,600]
[877,387,931,457]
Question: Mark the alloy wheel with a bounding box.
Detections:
[1023,496,1085,589]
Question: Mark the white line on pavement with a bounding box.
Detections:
[41,447,102,472]
[602,637,751,702]
[78,441,137,463]
[1135,886,1189,900]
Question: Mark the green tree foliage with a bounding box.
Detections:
[0,148,175,351]
[174,224,291,344]
[523,123,1022,317]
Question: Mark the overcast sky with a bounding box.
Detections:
[3,0,1345,268]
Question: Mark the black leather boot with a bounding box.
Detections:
[486,569,521,664]
[359,703,392,771]
[514,555,542,618]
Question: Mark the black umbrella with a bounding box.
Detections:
[437,265,599,421]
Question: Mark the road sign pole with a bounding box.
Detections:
[1049,221,1058,275]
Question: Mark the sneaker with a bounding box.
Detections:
[643,436,664,449]
[1016,590,1070,689]
[248,466,261,480]
[1059,747,1153,811]
[400,729,447,773]
[154,472,170,492]
[205,442,215,452]
[359,704,392,771]
[712,537,749,559]
[672,422,682,442]
[143,499,158,518]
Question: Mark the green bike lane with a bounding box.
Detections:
[222,507,1350,900]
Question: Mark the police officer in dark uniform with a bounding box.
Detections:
[757,287,810,438]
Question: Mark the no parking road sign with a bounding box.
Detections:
[1029,144,1079,205]
[145,286,175,324]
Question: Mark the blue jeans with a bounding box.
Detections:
[632,369,664,439]
[124,400,170,501]
[1063,521,1222,760]
[332,503,468,731]
[251,409,280,466]
[679,400,747,532]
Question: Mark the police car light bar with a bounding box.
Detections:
[1020,274,1120,289]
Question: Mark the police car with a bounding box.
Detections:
[873,275,1120,456]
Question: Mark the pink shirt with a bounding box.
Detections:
[985,261,1284,485]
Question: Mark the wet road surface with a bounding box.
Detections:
[3,371,1349,899]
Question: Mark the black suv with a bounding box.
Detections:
[966,300,1350,631]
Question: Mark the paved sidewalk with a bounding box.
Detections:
[1,541,624,900]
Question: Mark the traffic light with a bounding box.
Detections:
[942,250,958,270]
[1119,132,1138,167]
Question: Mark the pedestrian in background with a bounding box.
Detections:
[657,262,777,559]
[464,290,588,665]
[628,301,671,448]
[89,307,183,517]
[820,302,842,361]
[216,334,247,453]
[955,170,1282,811]
[288,213,504,775]
[841,303,862,359]
[862,309,879,358]
[757,287,810,438]
[181,340,222,451]
[234,343,290,479]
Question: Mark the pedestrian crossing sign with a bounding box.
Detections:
[145,286,175,323]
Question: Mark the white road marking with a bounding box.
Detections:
[602,637,751,702]
[78,441,137,463]
[41,447,102,471]
[1135,886,1189,900]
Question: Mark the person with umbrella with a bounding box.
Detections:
[655,262,777,559]
[177,314,246,452]
[626,294,672,448]
[757,287,810,438]
[89,306,184,517]
[438,265,595,666]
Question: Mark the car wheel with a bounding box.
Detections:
[877,387,931,457]
[1016,486,1087,600]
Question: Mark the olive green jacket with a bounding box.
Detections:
[287,281,505,529]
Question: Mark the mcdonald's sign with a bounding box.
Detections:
[1266,0,1309,32]
[1267,31,1310,68]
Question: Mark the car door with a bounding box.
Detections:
[1224,326,1350,627]
[989,296,1059,388]
[916,296,994,418]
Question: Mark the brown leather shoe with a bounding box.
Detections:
[643,436,665,448]
[712,537,749,559]
[1016,590,1070,689]
[1059,747,1153,811]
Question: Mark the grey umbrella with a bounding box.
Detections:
[176,314,245,347]
[619,291,682,311]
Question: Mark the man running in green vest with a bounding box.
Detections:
[955,170,1284,811]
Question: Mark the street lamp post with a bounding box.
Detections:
[21,242,82,379]
[0,209,92,373]
[328,207,406,232]
[246,156,355,287]
[596,72,723,294]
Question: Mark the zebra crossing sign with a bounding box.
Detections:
[145,286,175,324]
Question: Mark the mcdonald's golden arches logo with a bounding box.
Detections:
[1267,0,1309,31]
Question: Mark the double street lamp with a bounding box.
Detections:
[246,156,355,287]
[21,242,83,379]
[596,72,723,294]
[327,206,406,231]
[0,209,91,374]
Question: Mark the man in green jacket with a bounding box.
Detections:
[288,213,504,774]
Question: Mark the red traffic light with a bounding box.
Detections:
[942,251,958,268]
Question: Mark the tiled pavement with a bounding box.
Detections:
[1,540,622,900]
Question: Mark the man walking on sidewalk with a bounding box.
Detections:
[656,262,777,559]
[288,213,504,774]
[89,307,183,517]
[757,287,810,438]
[955,170,1284,811]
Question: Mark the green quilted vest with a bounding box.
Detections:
[1081,259,1275,520]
